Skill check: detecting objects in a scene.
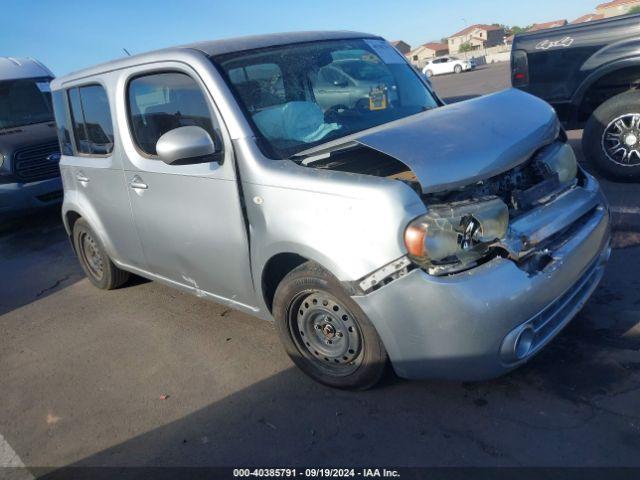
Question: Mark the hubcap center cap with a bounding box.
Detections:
[624,133,638,147]
[322,323,336,339]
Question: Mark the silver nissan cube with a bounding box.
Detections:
[51,32,611,389]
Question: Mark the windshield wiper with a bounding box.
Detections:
[290,140,360,164]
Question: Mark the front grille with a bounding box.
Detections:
[530,258,602,350]
[12,141,60,183]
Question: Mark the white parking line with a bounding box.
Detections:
[611,206,640,215]
[0,432,33,480]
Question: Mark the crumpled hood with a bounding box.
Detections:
[354,89,560,193]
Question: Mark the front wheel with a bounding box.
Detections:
[273,262,387,390]
[583,90,640,180]
[454,64,463,74]
[425,69,434,78]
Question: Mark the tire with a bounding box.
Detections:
[425,70,433,78]
[454,64,462,74]
[273,261,387,390]
[583,90,640,181]
[72,218,129,290]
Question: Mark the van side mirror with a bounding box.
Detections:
[156,126,218,165]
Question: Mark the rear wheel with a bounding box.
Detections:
[273,262,387,390]
[583,90,640,180]
[425,69,434,78]
[72,218,129,290]
[454,64,463,74]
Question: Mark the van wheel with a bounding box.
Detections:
[454,64,462,74]
[583,90,640,180]
[72,218,129,290]
[272,262,387,390]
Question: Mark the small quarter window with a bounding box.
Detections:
[52,90,73,155]
[127,72,220,156]
[68,84,114,155]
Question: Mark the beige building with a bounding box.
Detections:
[596,0,640,17]
[391,40,411,55]
[407,42,449,66]
[447,24,504,54]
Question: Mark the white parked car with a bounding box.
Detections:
[422,56,474,77]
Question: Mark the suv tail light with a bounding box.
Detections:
[511,50,529,87]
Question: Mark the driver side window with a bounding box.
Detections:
[127,72,221,157]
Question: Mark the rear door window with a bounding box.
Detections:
[68,84,114,155]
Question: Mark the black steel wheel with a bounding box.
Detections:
[72,218,129,290]
[290,291,363,376]
[273,261,387,390]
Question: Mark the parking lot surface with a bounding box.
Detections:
[2,62,640,474]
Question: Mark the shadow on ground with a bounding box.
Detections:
[36,250,640,475]
[0,208,85,315]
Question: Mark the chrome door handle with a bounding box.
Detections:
[130,176,148,190]
[76,173,90,183]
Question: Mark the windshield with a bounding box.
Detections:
[0,77,54,130]
[213,38,438,159]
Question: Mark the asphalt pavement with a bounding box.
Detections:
[1,62,639,476]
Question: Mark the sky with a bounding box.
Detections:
[1,0,597,76]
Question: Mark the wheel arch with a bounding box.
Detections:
[64,210,82,237]
[572,59,640,120]
[260,252,310,314]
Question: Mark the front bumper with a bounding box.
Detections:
[0,177,63,217]
[354,175,611,380]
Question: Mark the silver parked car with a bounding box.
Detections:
[51,32,610,389]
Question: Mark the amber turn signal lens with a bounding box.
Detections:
[404,222,427,258]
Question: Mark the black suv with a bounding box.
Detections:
[512,13,640,180]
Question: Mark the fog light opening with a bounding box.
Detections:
[514,326,535,360]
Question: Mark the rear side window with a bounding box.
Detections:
[51,90,73,155]
[127,72,220,156]
[68,84,114,155]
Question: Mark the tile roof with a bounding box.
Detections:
[571,13,605,23]
[528,19,568,31]
[449,24,503,38]
[422,42,449,51]
[597,0,640,10]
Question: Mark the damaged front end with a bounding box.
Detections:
[405,139,584,276]
[299,89,605,289]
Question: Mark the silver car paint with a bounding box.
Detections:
[52,32,611,379]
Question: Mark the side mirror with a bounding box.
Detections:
[156,126,217,165]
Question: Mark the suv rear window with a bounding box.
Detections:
[68,84,114,155]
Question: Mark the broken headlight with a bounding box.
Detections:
[540,143,577,184]
[404,197,509,270]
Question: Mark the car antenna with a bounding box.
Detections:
[123,48,132,57]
